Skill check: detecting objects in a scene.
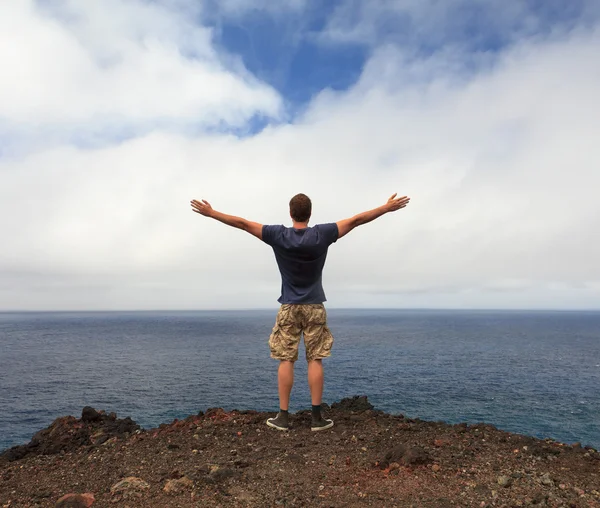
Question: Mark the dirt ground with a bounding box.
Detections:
[1,397,599,507]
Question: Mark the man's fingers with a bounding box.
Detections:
[389,195,411,210]
[388,193,397,201]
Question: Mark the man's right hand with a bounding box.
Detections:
[191,199,214,217]
[385,193,410,212]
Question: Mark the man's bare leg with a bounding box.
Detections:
[308,359,333,431]
[267,360,294,431]
[307,359,323,405]
[278,360,294,410]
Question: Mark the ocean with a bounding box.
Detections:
[1,309,599,452]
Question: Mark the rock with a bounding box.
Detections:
[55,493,95,507]
[388,462,401,471]
[432,464,441,472]
[163,476,193,494]
[497,476,512,488]
[331,396,374,412]
[1,409,140,462]
[380,444,432,468]
[208,467,237,483]
[110,477,150,496]
[540,473,554,486]
[81,407,102,423]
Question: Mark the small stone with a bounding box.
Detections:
[497,476,512,488]
[540,473,554,487]
[208,467,236,483]
[328,455,336,466]
[559,484,567,490]
[163,477,193,494]
[351,435,358,443]
[388,462,401,471]
[432,464,441,472]
[110,477,150,496]
[55,493,95,507]
[318,485,325,491]
[380,444,431,468]
[361,447,367,452]
[574,487,585,496]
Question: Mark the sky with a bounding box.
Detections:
[1,0,599,311]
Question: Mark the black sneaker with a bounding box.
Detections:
[266,412,289,431]
[311,417,334,432]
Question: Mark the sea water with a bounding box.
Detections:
[1,309,598,451]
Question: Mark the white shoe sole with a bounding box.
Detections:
[266,419,289,431]
[311,420,334,432]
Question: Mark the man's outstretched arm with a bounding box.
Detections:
[190,199,263,240]
[336,193,410,239]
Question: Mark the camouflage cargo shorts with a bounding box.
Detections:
[268,304,334,362]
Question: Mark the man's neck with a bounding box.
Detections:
[292,221,309,229]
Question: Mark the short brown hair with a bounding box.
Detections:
[289,193,312,222]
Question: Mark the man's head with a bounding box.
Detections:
[289,193,312,223]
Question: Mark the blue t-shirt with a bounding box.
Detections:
[262,223,339,304]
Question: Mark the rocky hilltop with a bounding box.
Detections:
[1,396,599,507]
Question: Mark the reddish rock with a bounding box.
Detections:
[55,492,95,507]
[163,476,194,494]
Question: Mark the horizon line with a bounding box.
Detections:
[1,307,599,314]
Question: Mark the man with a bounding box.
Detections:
[190,192,410,431]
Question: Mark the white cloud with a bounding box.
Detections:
[1,2,599,310]
[0,0,281,144]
